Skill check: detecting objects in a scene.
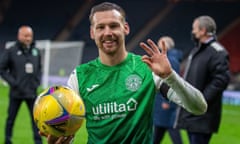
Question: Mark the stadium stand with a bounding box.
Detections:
[145,1,240,57]
[0,0,240,75]
[0,0,82,42]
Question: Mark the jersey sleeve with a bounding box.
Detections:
[153,71,207,115]
[67,69,80,94]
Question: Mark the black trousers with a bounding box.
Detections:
[188,132,212,144]
[154,126,183,144]
[5,97,42,144]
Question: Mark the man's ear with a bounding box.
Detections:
[124,22,130,35]
[201,27,208,36]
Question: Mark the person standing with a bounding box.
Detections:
[0,25,43,144]
[175,16,230,144]
[153,36,183,144]
[40,2,208,143]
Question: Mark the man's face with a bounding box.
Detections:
[192,20,201,40]
[18,27,33,47]
[90,10,129,55]
[191,20,206,42]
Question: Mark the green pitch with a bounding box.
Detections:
[0,83,240,144]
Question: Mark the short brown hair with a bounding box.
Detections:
[89,2,126,24]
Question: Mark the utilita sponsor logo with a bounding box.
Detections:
[92,98,138,115]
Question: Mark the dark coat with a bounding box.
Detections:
[0,41,42,99]
[175,38,230,133]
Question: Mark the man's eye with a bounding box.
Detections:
[110,24,119,29]
[97,26,104,30]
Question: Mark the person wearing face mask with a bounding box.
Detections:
[175,16,230,144]
[0,25,42,144]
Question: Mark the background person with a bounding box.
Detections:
[0,25,42,144]
[153,36,183,144]
[175,15,230,144]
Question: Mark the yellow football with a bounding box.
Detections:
[33,85,85,137]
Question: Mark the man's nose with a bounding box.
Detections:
[104,27,113,35]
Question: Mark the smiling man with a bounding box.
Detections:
[40,2,207,144]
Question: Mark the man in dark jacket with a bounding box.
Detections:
[175,16,230,144]
[0,25,43,144]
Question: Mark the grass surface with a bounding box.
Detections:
[0,83,240,144]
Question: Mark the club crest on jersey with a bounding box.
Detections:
[125,74,142,91]
[32,49,38,56]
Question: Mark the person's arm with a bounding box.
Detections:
[203,47,230,103]
[67,69,79,94]
[0,48,17,87]
[140,39,207,115]
[154,71,207,115]
[36,49,42,86]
